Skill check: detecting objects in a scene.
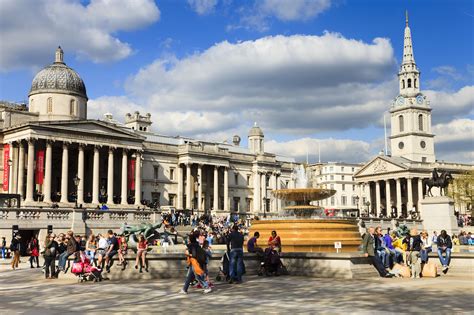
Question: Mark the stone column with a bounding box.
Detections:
[417,178,423,214]
[107,148,114,204]
[224,167,229,211]
[213,166,219,211]
[121,149,128,206]
[197,164,203,211]
[253,171,261,213]
[396,178,402,214]
[43,141,53,203]
[407,177,413,210]
[177,164,183,209]
[60,143,69,203]
[271,173,277,212]
[134,152,142,206]
[77,144,85,205]
[261,172,266,213]
[25,140,35,203]
[92,146,100,204]
[375,180,381,216]
[17,142,25,199]
[276,174,281,212]
[186,163,192,209]
[385,180,391,215]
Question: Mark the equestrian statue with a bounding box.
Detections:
[423,168,453,197]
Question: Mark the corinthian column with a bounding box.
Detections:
[213,166,219,211]
[17,142,25,199]
[60,143,69,203]
[223,167,229,211]
[25,140,35,203]
[375,181,381,216]
[197,164,203,211]
[92,146,100,204]
[43,141,53,203]
[121,149,128,205]
[134,152,142,206]
[107,148,114,204]
[77,144,85,205]
[177,164,183,209]
[385,180,391,215]
[186,163,191,209]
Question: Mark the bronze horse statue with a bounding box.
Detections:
[423,169,453,197]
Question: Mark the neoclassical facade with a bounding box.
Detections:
[354,15,473,217]
[0,48,295,217]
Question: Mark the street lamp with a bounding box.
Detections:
[355,196,360,217]
[73,175,80,209]
[263,197,266,218]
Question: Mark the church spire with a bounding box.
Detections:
[402,10,415,65]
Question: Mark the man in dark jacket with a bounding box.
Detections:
[362,227,392,277]
[227,224,244,283]
[58,231,77,272]
[407,229,423,278]
[44,233,59,279]
[437,230,452,272]
[10,234,21,270]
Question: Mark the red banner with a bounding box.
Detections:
[36,150,44,185]
[128,158,136,190]
[3,144,10,191]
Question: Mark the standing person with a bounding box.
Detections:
[135,234,148,273]
[1,237,6,260]
[268,230,281,252]
[227,224,244,284]
[437,230,452,273]
[28,236,40,268]
[180,231,212,294]
[58,231,77,272]
[361,227,392,278]
[406,228,422,278]
[104,230,119,273]
[43,233,58,279]
[10,234,21,270]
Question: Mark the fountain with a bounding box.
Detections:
[249,165,361,252]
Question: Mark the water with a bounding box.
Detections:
[293,164,309,188]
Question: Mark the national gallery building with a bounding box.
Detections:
[0,47,295,216]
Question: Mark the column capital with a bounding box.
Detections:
[108,146,116,153]
[26,137,36,144]
[77,142,87,148]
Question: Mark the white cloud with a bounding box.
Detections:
[122,33,396,137]
[424,86,474,123]
[0,0,160,71]
[432,118,474,163]
[188,0,218,15]
[265,137,371,163]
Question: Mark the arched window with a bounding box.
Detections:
[401,80,405,89]
[407,78,412,88]
[47,97,53,113]
[399,115,404,132]
[414,78,417,88]
[70,99,76,116]
[418,114,423,131]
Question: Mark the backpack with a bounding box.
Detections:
[194,245,207,266]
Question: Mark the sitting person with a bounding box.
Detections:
[406,228,422,278]
[268,230,281,252]
[104,230,119,273]
[85,234,97,266]
[135,234,148,273]
[247,232,263,253]
[419,231,432,264]
[437,230,452,273]
[58,231,77,272]
[391,233,407,265]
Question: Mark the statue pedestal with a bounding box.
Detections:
[420,196,459,235]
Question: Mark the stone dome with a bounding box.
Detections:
[29,47,87,99]
[248,123,264,137]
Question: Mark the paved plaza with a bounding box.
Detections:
[1,261,473,314]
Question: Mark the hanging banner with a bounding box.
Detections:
[3,144,10,191]
[128,158,136,190]
[36,149,44,185]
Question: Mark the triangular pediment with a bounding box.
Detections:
[354,155,409,178]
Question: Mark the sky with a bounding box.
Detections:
[0,0,473,164]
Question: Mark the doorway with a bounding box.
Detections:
[17,229,39,256]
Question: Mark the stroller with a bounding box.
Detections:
[71,252,103,283]
[215,250,246,281]
[259,248,286,276]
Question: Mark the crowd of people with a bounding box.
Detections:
[362,227,459,278]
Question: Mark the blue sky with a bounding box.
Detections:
[0,0,473,163]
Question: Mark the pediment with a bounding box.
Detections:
[355,156,408,177]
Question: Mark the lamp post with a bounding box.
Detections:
[7,159,12,207]
[263,196,266,218]
[73,175,80,209]
[355,196,360,217]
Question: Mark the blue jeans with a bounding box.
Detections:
[437,248,451,266]
[182,265,208,292]
[58,251,72,269]
[229,249,244,282]
[420,247,432,263]
[1,247,5,259]
[377,250,388,268]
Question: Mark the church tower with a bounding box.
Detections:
[390,12,435,163]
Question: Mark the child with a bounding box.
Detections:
[118,235,128,270]
[203,240,213,287]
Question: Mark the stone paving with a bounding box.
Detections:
[0,260,473,314]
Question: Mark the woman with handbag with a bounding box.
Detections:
[44,233,59,279]
[29,236,40,268]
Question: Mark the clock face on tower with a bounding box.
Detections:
[398,142,404,149]
[416,95,424,105]
[397,96,405,106]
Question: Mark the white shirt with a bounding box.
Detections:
[98,237,108,250]
[422,236,432,248]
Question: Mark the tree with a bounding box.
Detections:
[448,170,474,215]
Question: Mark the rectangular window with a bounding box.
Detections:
[154,166,159,180]
[352,185,355,191]
[169,194,176,206]
[341,196,347,206]
[266,176,270,187]
[422,157,427,162]
[330,175,334,180]
[330,184,334,190]
[234,173,239,185]
[363,197,367,205]
[341,166,345,172]
[285,180,289,188]
[342,175,345,180]
[330,166,334,172]
[170,168,175,181]
[342,184,345,191]
[352,167,355,172]
[247,175,251,186]
[331,197,335,206]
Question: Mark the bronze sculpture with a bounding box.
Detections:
[423,168,453,197]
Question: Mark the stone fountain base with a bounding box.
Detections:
[249,218,361,253]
